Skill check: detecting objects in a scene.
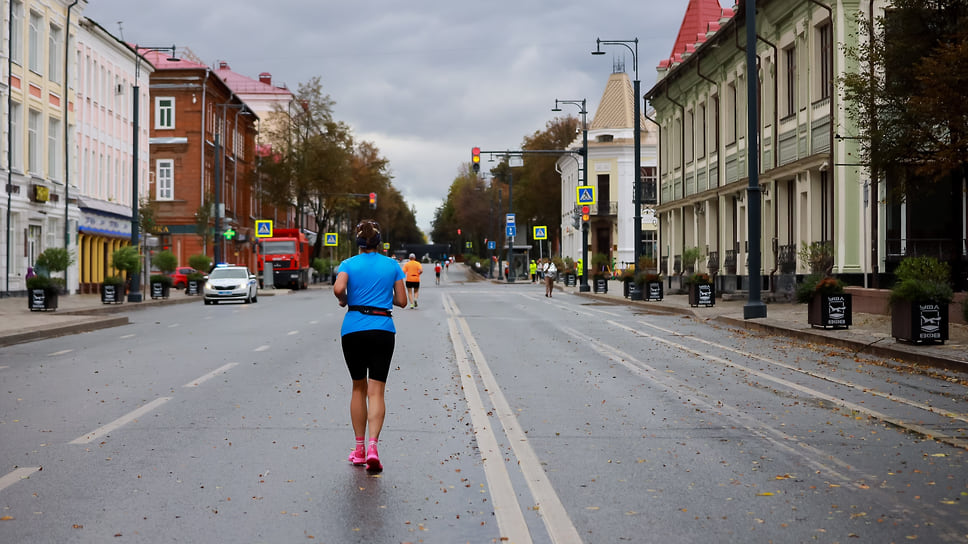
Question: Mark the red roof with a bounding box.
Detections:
[669,0,727,58]
[137,47,207,70]
[214,61,291,96]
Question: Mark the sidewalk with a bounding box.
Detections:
[486,274,966,373]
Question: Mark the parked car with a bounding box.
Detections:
[203,265,258,305]
[169,267,198,289]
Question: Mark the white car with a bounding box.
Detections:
[203,265,259,304]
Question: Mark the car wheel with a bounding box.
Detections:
[252,292,258,303]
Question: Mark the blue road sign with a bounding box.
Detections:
[487,241,496,250]
[577,185,595,205]
[533,226,547,240]
[506,226,516,238]
[506,213,516,226]
[324,233,338,247]
[255,220,273,238]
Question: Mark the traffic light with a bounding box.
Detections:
[369,192,377,209]
[457,228,461,235]
[581,205,590,223]
[472,147,481,173]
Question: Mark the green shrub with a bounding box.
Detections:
[149,274,173,286]
[796,274,845,304]
[685,272,712,285]
[889,256,953,304]
[153,250,177,274]
[35,247,75,274]
[798,241,833,274]
[681,247,703,272]
[188,254,212,273]
[111,246,141,276]
[102,275,124,285]
[26,275,52,289]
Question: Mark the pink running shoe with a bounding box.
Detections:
[348,447,366,466]
[365,444,383,472]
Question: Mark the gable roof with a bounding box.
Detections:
[590,72,645,131]
[670,0,728,59]
[214,62,292,97]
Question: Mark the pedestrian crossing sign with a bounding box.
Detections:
[255,220,273,238]
[533,226,547,240]
[324,233,338,247]
[576,186,595,205]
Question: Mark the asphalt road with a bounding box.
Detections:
[1,266,966,543]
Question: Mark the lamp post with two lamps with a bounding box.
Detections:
[214,102,250,264]
[129,45,179,302]
[551,98,590,292]
[592,38,642,269]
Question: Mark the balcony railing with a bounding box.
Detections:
[724,249,737,275]
[885,238,967,261]
[590,201,618,216]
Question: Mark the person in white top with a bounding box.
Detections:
[542,259,557,297]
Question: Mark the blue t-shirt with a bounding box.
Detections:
[338,252,405,336]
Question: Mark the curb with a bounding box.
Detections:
[0,316,129,348]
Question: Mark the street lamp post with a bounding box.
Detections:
[213,102,248,265]
[130,45,178,302]
[593,38,641,269]
[552,98,590,292]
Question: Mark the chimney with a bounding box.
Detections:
[218,61,229,70]
[259,72,272,86]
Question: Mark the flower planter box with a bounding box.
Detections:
[644,281,664,301]
[563,273,577,287]
[593,278,608,294]
[891,300,948,344]
[100,283,124,304]
[688,283,715,307]
[622,280,631,298]
[629,283,643,301]
[808,293,852,329]
[186,279,202,296]
[27,288,58,311]
[150,282,171,300]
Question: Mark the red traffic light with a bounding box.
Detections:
[472,147,481,172]
[581,205,590,222]
[368,192,377,209]
[457,228,462,235]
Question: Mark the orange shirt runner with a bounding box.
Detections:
[402,259,422,283]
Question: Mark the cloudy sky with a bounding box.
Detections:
[82,0,722,238]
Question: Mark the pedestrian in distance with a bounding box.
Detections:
[333,220,408,472]
[530,260,537,283]
[542,259,557,297]
[402,253,423,308]
[434,261,442,285]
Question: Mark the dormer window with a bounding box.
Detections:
[596,134,614,143]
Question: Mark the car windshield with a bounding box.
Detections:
[210,268,248,280]
[262,241,296,255]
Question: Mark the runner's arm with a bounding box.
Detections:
[333,271,349,307]
[392,279,407,308]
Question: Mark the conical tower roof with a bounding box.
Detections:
[590,72,644,131]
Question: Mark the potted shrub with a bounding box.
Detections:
[104,246,140,303]
[562,257,577,287]
[35,247,75,295]
[636,271,664,301]
[681,246,703,275]
[27,274,58,311]
[100,275,125,304]
[186,254,212,295]
[630,256,657,301]
[889,256,953,344]
[591,253,610,293]
[619,268,635,298]
[798,274,851,329]
[686,271,715,307]
[150,249,177,299]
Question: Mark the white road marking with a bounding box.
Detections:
[287,330,299,336]
[254,345,270,352]
[183,363,238,388]
[443,298,533,544]
[446,294,583,544]
[0,467,41,492]
[167,323,180,328]
[68,397,171,445]
[0,365,8,370]
[119,334,136,339]
[47,349,73,357]
[309,320,319,325]
[606,319,968,451]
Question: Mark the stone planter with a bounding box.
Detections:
[891,300,948,344]
[100,283,124,304]
[186,279,203,296]
[688,283,715,307]
[28,288,58,311]
[808,293,852,329]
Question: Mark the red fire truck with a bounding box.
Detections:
[256,228,312,289]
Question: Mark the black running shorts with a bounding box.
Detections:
[341,330,395,382]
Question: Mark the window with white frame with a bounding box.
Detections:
[11,1,23,64]
[28,11,43,74]
[27,109,42,173]
[10,102,23,171]
[711,94,720,150]
[156,159,174,200]
[817,22,833,101]
[48,24,62,84]
[697,103,706,158]
[685,109,694,163]
[783,45,797,117]
[48,117,61,180]
[155,97,175,129]
[726,83,737,144]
